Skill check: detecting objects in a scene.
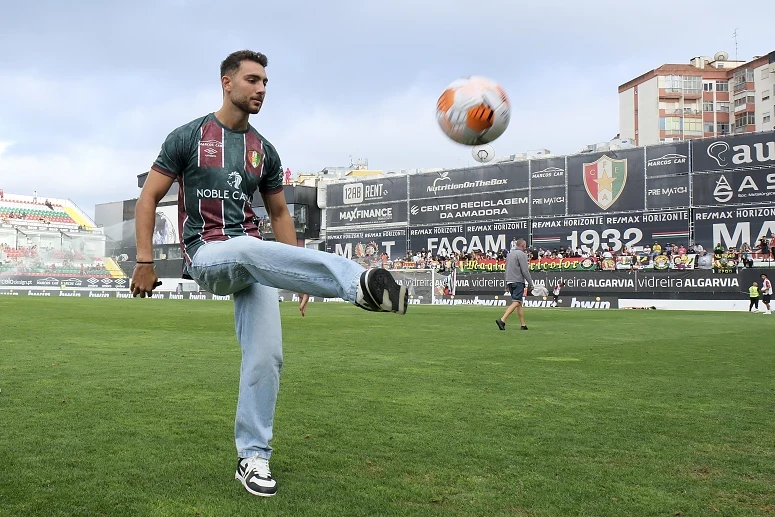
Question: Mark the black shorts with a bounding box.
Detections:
[507,282,525,302]
[763,294,771,304]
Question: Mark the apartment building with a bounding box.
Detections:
[619,50,775,146]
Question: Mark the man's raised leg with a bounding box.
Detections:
[188,237,407,314]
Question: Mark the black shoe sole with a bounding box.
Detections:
[236,474,276,497]
[495,319,505,330]
[235,470,277,497]
[364,268,408,314]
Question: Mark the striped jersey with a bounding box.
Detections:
[151,113,284,263]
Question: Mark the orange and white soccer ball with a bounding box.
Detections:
[436,76,510,146]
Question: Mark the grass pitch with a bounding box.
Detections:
[1,298,773,516]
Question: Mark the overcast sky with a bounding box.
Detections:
[0,0,771,218]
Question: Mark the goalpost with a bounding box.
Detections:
[386,268,456,305]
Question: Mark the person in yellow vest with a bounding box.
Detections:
[749,281,760,312]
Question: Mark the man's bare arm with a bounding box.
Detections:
[261,191,295,246]
[131,170,175,297]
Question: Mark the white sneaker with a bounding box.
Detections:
[764,311,771,315]
[235,455,277,496]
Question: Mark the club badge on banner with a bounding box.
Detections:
[566,148,645,215]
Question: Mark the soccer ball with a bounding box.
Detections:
[436,76,510,146]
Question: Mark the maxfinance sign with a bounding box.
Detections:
[325,201,408,228]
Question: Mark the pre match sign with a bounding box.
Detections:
[531,186,566,217]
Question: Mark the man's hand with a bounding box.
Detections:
[131,264,160,298]
[298,293,309,317]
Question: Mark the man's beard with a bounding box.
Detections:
[232,93,260,115]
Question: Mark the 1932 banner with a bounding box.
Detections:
[326,201,407,228]
[408,161,529,198]
[530,157,566,188]
[326,176,408,208]
[645,142,689,177]
[691,131,775,172]
[531,186,566,217]
[646,174,690,209]
[693,204,775,250]
[567,148,646,215]
[531,209,690,252]
[409,219,529,256]
[408,190,529,225]
[325,227,408,262]
[691,168,775,206]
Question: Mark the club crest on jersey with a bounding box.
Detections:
[248,150,262,169]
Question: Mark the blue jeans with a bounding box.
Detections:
[186,236,366,459]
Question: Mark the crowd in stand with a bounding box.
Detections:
[372,235,775,272]
[1,210,54,225]
[0,244,111,277]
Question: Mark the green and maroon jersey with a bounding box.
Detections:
[151,113,284,263]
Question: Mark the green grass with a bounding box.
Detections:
[1,298,774,516]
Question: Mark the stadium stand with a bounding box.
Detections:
[0,192,126,280]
